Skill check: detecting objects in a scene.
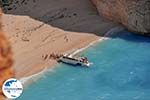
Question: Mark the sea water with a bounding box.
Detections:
[18,31,150,100]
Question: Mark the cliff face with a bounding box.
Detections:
[91,0,150,35]
[0,11,14,99]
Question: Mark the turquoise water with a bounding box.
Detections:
[19,32,150,100]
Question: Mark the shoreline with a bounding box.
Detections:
[18,25,124,86]
[1,0,123,87]
[20,36,108,86]
[13,33,99,79]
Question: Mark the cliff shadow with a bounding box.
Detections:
[1,0,149,43]
[108,30,150,43]
[1,0,117,36]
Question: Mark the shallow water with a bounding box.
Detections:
[19,31,150,100]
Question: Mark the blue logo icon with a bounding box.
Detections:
[2,78,23,99]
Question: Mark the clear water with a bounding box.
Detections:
[19,32,150,100]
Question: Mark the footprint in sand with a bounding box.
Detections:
[21,37,30,42]
[42,54,48,60]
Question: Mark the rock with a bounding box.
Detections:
[0,10,14,99]
[91,0,150,35]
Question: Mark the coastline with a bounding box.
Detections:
[1,0,123,86]
[12,33,100,79]
[18,31,150,100]
[19,25,124,86]
[18,25,124,86]
[0,0,149,99]
[1,13,117,79]
[20,36,107,86]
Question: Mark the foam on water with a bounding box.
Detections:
[18,31,150,100]
[70,37,108,57]
[20,67,55,88]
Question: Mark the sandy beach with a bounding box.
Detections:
[1,0,119,79]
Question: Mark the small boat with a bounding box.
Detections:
[58,54,90,67]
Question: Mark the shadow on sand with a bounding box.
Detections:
[1,0,150,43]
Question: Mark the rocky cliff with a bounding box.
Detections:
[0,10,14,99]
[91,0,150,35]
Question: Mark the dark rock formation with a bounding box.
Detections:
[91,0,150,35]
[0,9,14,99]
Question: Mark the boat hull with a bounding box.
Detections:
[59,57,90,67]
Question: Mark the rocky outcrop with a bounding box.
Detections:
[91,0,150,35]
[0,10,14,99]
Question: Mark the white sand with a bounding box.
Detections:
[1,0,118,78]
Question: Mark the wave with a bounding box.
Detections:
[104,26,124,37]
[70,37,108,57]
[70,26,124,56]
[19,67,54,87]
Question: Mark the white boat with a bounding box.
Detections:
[58,55,90,67]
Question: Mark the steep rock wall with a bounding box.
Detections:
[91,0,150,35]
